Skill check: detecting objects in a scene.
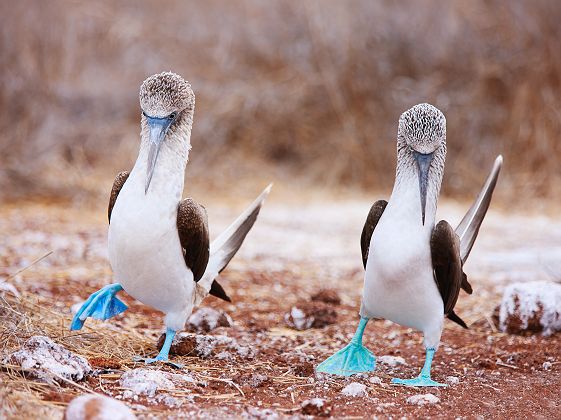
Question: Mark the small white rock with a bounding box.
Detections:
[385,331,399,340]
[303,397,324,408]
[543,361,552,371]
[340,382,367,397]
[446,376,460,385]
[378,355,407,367]
[120,369,174,397]
[216,351,232,361]
[406,393,440,405]
[369,376,382,385]
[246,407,279,419]
[3,336,91,382]
[499,281,561,335]
[285,307,314,330]
[155,393,183,408]
[65,394,136,420]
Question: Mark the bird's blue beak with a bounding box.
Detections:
[145,115,175,194]
[413,151,434,225]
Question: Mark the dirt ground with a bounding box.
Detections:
[1,192,560,419]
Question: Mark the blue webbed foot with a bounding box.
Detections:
[317,341,376,376]
[391,347,447,387]
[391,376,447,387]
[317,317,375,376]
[70,283,127,331]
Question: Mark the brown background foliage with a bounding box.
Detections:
[1,0,560,203]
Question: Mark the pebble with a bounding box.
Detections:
[406,393,440,405]
[3,336,91,383]
[340,382,367,397]
[65,394,136,420]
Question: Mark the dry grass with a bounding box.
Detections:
[1,0,561,204]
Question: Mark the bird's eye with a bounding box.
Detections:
[168,112,177,120]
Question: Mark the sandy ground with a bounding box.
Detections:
[1,192,560,419]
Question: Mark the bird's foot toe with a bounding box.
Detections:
[316,342,376,376]
[391,376,447,387]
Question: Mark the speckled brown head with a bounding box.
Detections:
[398,103,446,154]
[397,103,447,225]
[140,72,195,194]
[139,72,195,118]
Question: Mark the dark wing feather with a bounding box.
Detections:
[108,171,130,223]
[360,200,388,269]
[177,198,210,283]
[430,220,469,329]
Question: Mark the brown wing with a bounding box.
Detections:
[360,200,388,269]
[177,198,210,283]
[430,220,471,329]
[108,171,130,223]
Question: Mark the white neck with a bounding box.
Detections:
[388,148,445,229]
[127,115,193,202]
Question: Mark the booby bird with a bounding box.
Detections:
[317,103,502,386]
[70,72,272,365]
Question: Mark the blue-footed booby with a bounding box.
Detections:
[70,72,272,366]
[317,103,502,386]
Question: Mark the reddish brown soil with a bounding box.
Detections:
[1,202,560,419]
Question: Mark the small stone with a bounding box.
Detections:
[155,393,183,408]
[406,393,440,405]
[369,376,382,384]
[3,336,91,383]
[248,374,270,388]
[284,301,337,330]
[340,382,367,397]
[378,355,407,367]
[186,307,233,333]
[446,376,460,385]
[499,281,561,335]
[245,407,279,419]
[120,369,175,397]
[543,361,552,371]
[301,398,332,417]
[216,351,232,361]
[65,394,136,420]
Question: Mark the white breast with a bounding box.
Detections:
[361,176,443,338]
[107,160,194,320]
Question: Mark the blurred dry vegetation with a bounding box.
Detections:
[1,0,560,204]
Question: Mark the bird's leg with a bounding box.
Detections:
[391,347,447,387]
[316,316,376,376]
[70,283,128,331]
[134,328,184,369]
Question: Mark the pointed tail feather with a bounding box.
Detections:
[455,156,502,264]
[209,280,232,302]
[198,184,272,295]
[447,310,468,329]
